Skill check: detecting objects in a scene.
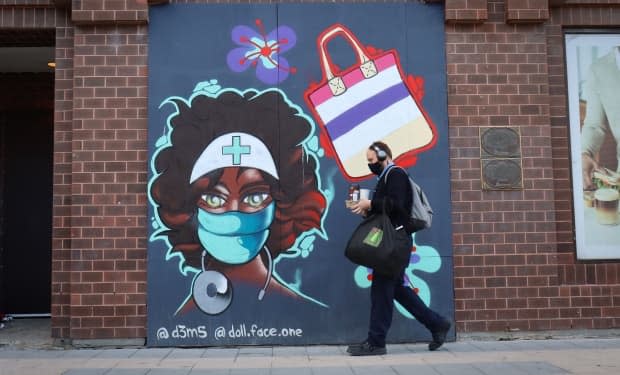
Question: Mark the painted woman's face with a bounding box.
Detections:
[194,167,276,265]
[197,167,273,213]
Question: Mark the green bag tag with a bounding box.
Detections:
[363,227,383,247]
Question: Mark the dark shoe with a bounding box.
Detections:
[348,341,387,356]
[346,340,365,354]
[428,319,451,351]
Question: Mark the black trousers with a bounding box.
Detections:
[368,270,445,347]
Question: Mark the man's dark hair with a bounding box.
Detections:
[369,141,393,159]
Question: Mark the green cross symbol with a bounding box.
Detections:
[222,135,251,165]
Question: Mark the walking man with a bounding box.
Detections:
[347,141,451,356]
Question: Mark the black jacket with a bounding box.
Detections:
[368,165,413,234]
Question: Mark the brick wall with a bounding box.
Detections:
[52,7,74,340]
[447,0,620,332]
[70,22,148,339]
[72,0,148,25]
[446,0,489,23]
[2,0,620,341]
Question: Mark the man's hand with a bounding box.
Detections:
[350,199,371,216]
[582,152,599,190]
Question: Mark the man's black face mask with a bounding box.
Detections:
[368,161,383,175]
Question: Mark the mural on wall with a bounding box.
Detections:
[566,33,620,260]
[147,3,453,346]
[149,87,330,317]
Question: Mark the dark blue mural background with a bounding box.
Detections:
[147,3,453,347]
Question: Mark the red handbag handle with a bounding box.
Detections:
[317,25,371,81]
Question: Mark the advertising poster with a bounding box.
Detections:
[147,3,453,346]
[566,33,620,260]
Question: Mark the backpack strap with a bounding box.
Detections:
[384,167,434,232]
[383,165,408,184]
[383,165,414,211]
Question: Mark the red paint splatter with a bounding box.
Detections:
[396,154,417,167]
[318,130,336,158]
[407,75,425,101]
[365,45,384,57]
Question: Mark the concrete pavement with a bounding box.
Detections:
[1,320,620,375]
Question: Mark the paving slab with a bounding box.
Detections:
[270,367,313,375]
[188,370,231,375]
[229,368,269,375]
[93,349,140,359]
[272,346,308,357]
[570,338,620,349]
[385,345,414,355]
[130,348,173,358]
[105,369,150,375]
[0,350,22,358]
[442,342,485,353]
[510,361,569,374]
[310,367,355,375]
[429,363,485,375]
[201,348,239,358]
[349,364,398,375]
[168,348,207,359]
[306,345,344,356]
[145,369,192,375]
[236,347,273,357]
[470,361,530,375]
[62,370,108,375]
[59,349,103,358]
[3,349,64,358]
[391,364,440,375]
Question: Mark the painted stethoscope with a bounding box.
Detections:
[192,246,273,315]
[189,132,280,315]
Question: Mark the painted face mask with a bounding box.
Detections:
[197,201,275,265]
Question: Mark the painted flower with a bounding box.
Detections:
[353,233,441,319]
[227,19,297,84]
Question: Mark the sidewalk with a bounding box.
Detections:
[1,320,620,375]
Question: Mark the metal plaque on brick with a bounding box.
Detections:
[480,127,522,190]
[481,158,523,190]
[480,127,521,158]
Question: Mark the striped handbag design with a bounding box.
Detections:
[304,24,437,181]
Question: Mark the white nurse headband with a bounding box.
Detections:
[190,132,279,183]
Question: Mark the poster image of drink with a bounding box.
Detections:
[566,33,620,260]
[147,3,453,346]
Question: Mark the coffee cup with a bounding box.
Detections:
[584,191,595,208]
[594,188,620,225]
[359,188,371,200]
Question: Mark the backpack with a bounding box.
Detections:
[384,166,433,232]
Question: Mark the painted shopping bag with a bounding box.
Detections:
[304,24,437,181]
